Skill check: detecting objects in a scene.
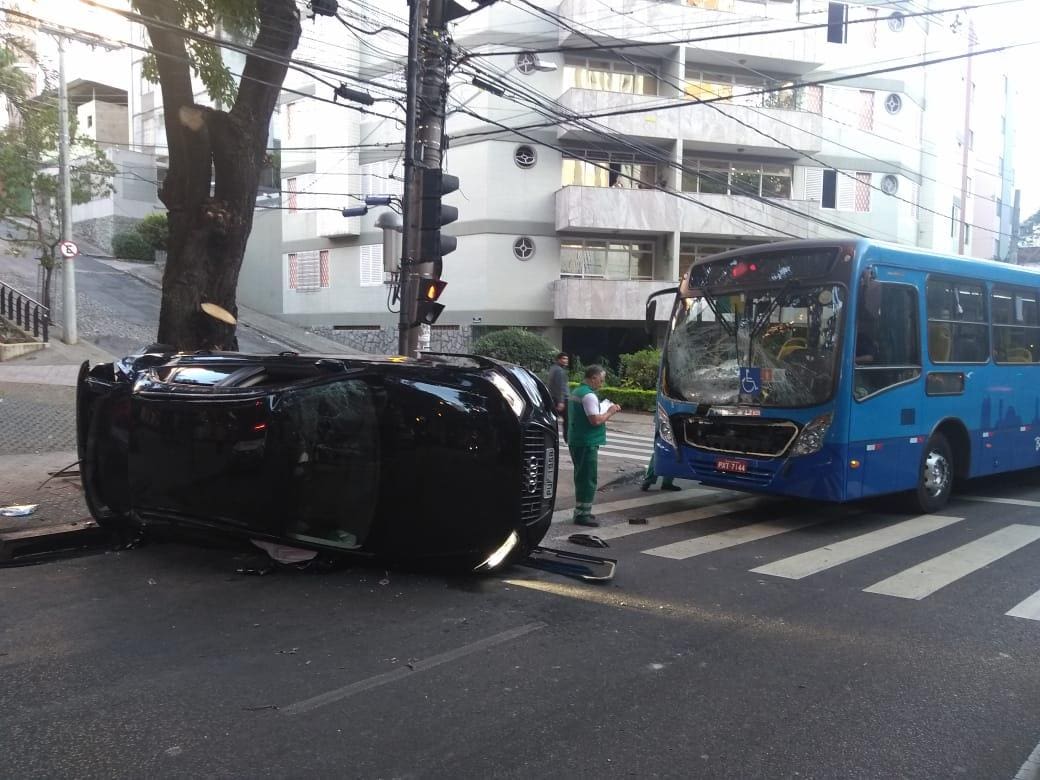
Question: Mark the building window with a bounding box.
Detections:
[360,159,403,199]
[822,169,837,209]
[855,172,871,212]
[680,156,792,198]
[968,130,975,150]
[827,2,847,44]
[684,67,797,110]
[287,177,298,213]
[560,239,653,280]
[858,90,875,130]
[996,196,1002,217]
[562,150,659,189]
[287,250,329,292]
[359,244,383,286]
[564,56,658,96]
[679,242,744,280]
[803,85,823,113]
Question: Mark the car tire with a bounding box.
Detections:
[909,432,953,513]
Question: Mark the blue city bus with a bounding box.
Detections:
[646,239,1040,512]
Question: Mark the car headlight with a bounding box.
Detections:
[475,530,519,572]
[789,413,833,457]
[490,373,526,418]
[657,403,676,449]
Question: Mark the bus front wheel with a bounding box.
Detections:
[911,433,953,513]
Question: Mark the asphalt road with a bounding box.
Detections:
[3,473,1039,779]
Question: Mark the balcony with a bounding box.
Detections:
[554,278,678,322]
[558,0,825,73]
[557,89,823,155]
[555,185,833,240]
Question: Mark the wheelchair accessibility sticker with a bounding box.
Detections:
[740,367,762,397]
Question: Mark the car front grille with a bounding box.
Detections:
[520,425,554,524]
[682,416,799,458]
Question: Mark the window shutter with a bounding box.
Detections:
[836,172,856,211]
[287,253,297,289]
[802,167,824,203]
[360,244,384,287]
[858,90,875,130]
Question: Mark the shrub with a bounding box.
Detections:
[619,347,661,390]
[135,212,169,251]
[111,230,153,261]
[471,328,557,372]
[567,381,656,412]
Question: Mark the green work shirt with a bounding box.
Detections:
[568,383,606,447]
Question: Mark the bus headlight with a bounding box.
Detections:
[489,373,526,418]
[789,413,833,457]
[657,403,676,449]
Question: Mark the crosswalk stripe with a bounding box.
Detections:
[751,514,964,580]
[591,497,769,541]
[959,496,1040,508]
[599,443,652,455]
[1007,589,1040,621]
[599,451,651,463]
[606,431,653,444]
[643,515,823,560]
[550,487,732,525]
[863,524,1040,600]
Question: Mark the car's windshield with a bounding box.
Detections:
[663,284,846,407]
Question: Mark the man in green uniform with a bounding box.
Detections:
[568,365,621,527]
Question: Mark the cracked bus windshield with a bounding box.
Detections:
[664,284,845,407]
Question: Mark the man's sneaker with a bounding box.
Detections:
[574,516,599,527]
[661,483,682,491]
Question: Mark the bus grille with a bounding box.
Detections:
[682,417,798,458]
[520,425,553,523]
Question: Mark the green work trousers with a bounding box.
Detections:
[642,455,674,487]
[569,444,599,519]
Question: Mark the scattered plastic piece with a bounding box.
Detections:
[251,539,317,564]
[567,533,609,549]
[0,504,38,517]
[519,546,616,582]
[628,517,648,525]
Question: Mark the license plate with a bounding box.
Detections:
[715,458,748,474]
[543,447,556,499]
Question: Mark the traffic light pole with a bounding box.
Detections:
[399,0,450,357]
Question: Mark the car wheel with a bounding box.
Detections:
[909,432,953,513]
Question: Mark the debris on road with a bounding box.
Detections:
[0,504,38,517]
[518,546,616,582]
[628,517,648,525]
[567,533,609,549]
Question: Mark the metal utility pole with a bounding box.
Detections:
[57,38,77,344]
[398,0,450,357]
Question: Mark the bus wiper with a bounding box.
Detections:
[747,281,797,364]
[700,288,736,339]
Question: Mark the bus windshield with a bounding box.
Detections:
[664,284,846,407]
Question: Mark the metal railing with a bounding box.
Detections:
[0,280,49,342]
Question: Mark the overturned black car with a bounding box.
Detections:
[76,350,558,571]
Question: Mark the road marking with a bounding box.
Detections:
[1007,588,1040,622]
[751,514,963,580]
[550,487,733,525]
[958,495,1040,508]
[281,622,546,716]
[599,449,651,462]
[643,515,824,560]
[560,496,770,542]
[864,524,1040,600]
[1015,736,1040,780]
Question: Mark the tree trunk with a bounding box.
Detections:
[138,0,301,351]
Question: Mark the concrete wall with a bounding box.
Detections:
[238,209,284,314]
[77,100,128,147]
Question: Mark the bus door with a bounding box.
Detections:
[847,277,924,499]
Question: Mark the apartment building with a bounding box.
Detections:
[125,0,1018,359]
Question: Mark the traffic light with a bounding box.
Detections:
[415,277,447,326]
[420,169,459,276]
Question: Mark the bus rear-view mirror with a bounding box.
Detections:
[644,300,657,336]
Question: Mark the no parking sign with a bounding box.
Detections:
[59,240,79,259]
